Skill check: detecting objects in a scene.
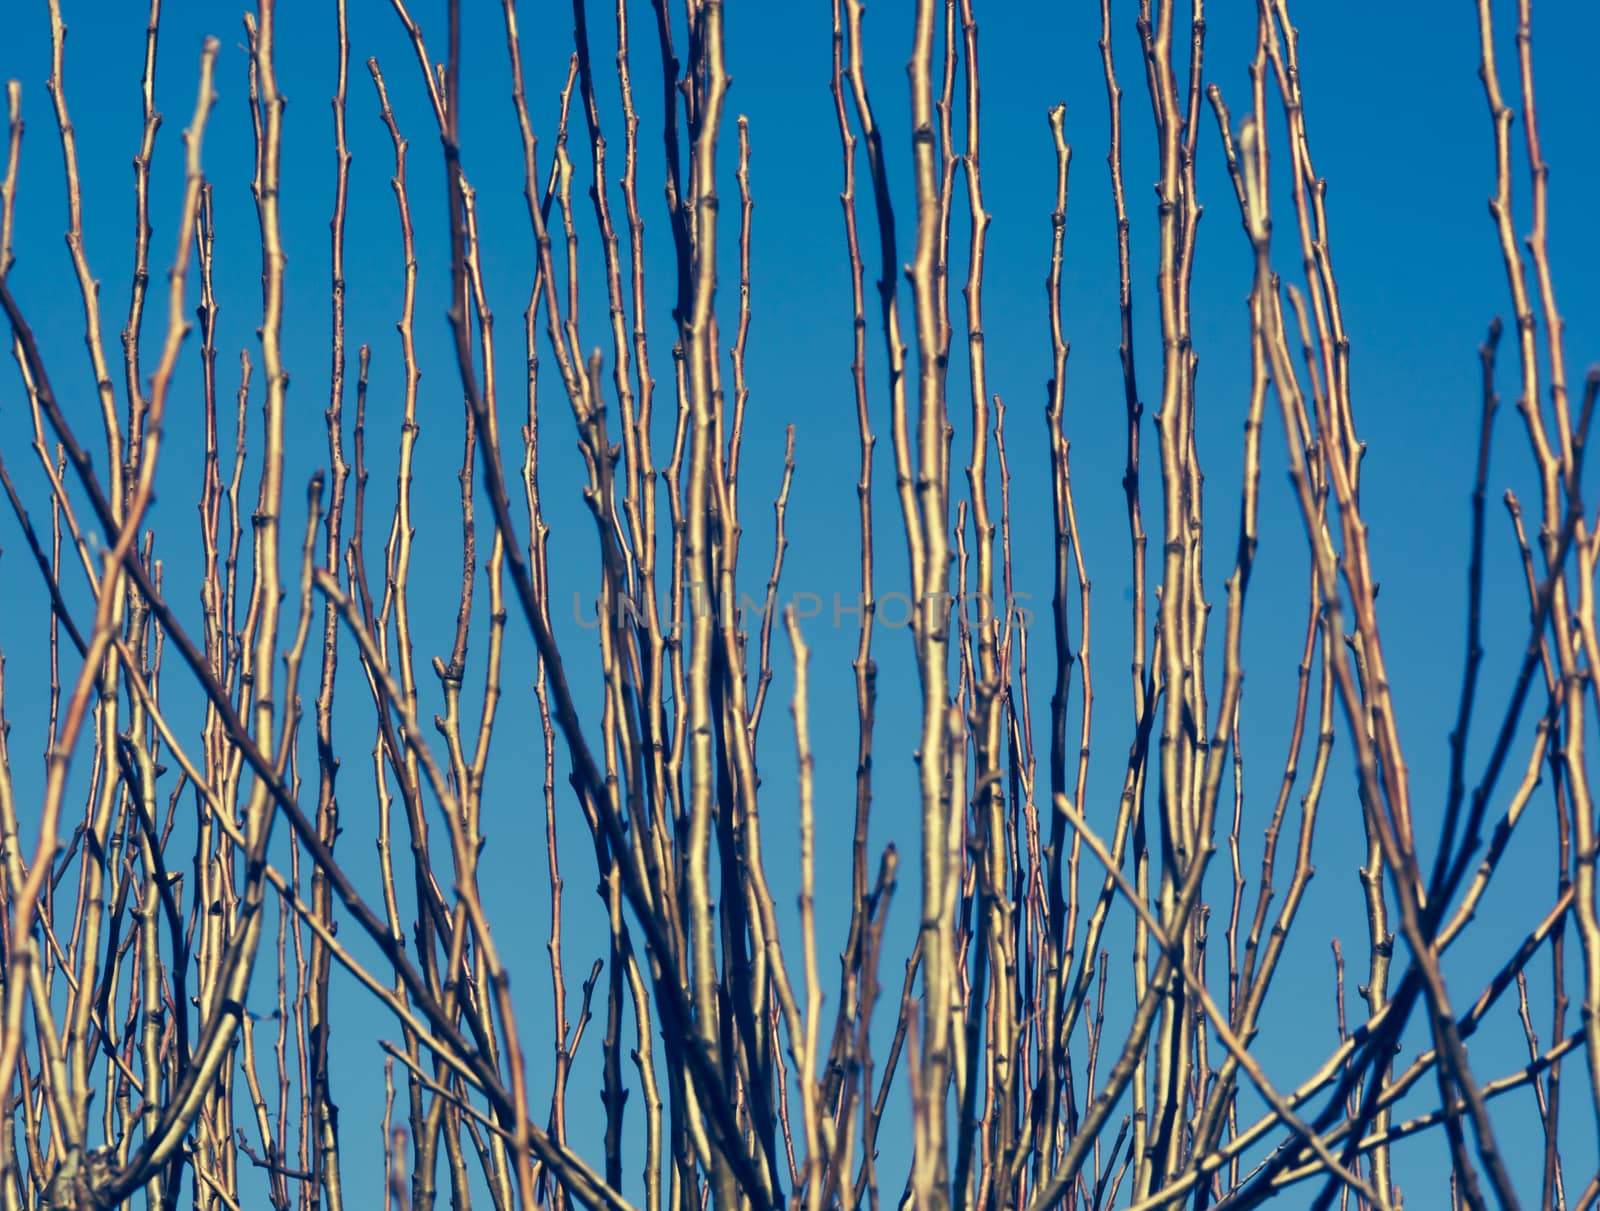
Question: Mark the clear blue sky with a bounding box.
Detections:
[1,0,1597,1206]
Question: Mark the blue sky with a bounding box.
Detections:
[1,0,1598,1206]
